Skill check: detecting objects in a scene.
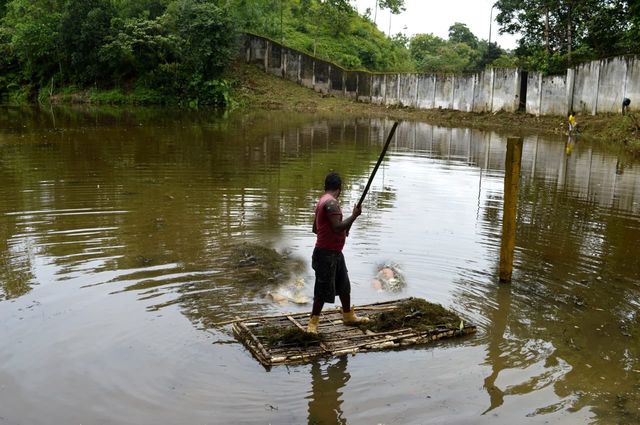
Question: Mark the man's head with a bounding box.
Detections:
[324,172,342,193]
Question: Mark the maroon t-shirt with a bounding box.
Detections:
[314,193,345,252]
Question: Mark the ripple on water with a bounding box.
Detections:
[1,113,640,424]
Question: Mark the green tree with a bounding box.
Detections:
[580,0,631,57]
[378,0,406,14]
[626,0,640,53]
[495,0,633,72]
[100,15,177,83]
[161,0,238,105]
[59,0,116,84]
[1,0,63,87]
[474,41,506,70]
[111,0,170,19]
[448,22,478,49]
[318,0,355,36]
[0,0,8,17]
[371,0,405,24]
[169,0,237,80]
[230,0,280,38]
[410,33,476,73]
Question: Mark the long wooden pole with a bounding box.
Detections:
[499,136,523,282]
[357,121,399,208]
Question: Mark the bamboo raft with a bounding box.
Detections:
[230,298,477,367]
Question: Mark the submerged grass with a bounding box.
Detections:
[363,298,462,333]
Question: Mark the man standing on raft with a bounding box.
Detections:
[307,172,370,334]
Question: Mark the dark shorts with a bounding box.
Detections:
[312,247,350,303]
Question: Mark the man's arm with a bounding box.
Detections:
[325,199,361,233]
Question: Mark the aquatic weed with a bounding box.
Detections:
[363,298,461,333]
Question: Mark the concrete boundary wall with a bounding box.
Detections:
[416,75,436,109]
[492,68,521,112]
[625,58,640,112]
[526,72,568,116]
[453,75,475,112]
[473,70,493,112]
[371,75,385,104]
[526,55,640,116]
[526,73,542,116]
[572,61,600,114]
[434,76,454,109]
[399,74,418,107]
[541,75,568,116]
[385,74,400,106]
[356,72,371,102]
[300,54,314,89]
[243,34,639,116]
[597,57,626,113]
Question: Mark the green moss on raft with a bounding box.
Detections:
[363,298,462,333]
[259,326,324,348]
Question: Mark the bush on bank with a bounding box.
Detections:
[0,0,238,107]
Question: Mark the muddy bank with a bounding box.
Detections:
[232,61,640,155]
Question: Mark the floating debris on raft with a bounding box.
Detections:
[362,298,461,333]
[259,326,324,349]
[229,297,476,367]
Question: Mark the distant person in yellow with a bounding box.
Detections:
[568,112,577,134]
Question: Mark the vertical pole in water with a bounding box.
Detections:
[499,136,523,283]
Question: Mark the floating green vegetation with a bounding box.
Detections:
[363,298,462,333]
[259,325,324,348]
[227,242,305,287]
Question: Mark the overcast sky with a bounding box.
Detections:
[352,0,520,50]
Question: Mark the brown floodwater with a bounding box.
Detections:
[0,106,639,424]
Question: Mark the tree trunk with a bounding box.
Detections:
[544,6,550,56]
[567,3,572,66]
[374,0,378,24]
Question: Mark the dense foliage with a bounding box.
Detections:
[0,0,238,105]
[0,0,540,106]
[2,0,637,105]
[409,23,514,74]
[495,0,640,74]
[229,0,414,71]
[231,0,511,74]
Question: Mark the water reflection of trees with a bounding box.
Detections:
[2,108,640,421]
[0,108,391,319]
[441,131,640,422]
[509,176,640,421]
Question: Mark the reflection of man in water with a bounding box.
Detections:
[307,357,350,425]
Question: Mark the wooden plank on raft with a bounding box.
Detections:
[233,320,272,366]
[214,298,412,327]
[286,315,332,353]
[230,298,477,367]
